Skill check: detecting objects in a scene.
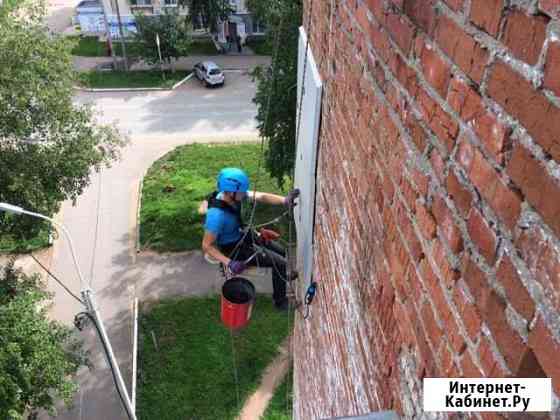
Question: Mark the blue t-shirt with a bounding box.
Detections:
[204,199,242,246]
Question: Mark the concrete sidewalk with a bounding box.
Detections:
[74,54,271,72]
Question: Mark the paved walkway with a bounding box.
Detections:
[31,72,277,419]
[74,54,271,72]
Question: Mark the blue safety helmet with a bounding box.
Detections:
[217,168,250,193]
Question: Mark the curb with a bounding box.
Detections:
[135,174,145,254]
[74,72,194,93]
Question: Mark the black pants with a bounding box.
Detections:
[219,233,287,305]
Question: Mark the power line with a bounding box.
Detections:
[30,254,85,305]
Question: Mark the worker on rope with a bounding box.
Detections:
[201,168,299,311]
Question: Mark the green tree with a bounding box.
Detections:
[0,259,86,419]
[0,0,126,249]
[248,0,302,186]
[133,8,192,69]
[183,0,232,32]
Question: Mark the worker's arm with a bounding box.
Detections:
[198,200,208,215]
[247,191,285,206]
[202,231,231,266]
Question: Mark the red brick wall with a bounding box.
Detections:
[294,0,560,418]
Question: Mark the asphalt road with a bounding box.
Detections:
[44,73,261,420]
[74,72,259,141]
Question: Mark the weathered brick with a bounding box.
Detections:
[467,208,498,264]
[448,78,510,163]
[417,38,451,98]
[496,256,535,321]
[415,202,437,239]
[544,42,560,98]
[516,226,560,312]
[446,171,472,217]
[442,0,463,12]
[418,88,459,152]
[421,302,443,348]
[430,148,446,183]
[460,351,482,377]
[501,10,549,65]
[482,291,528,373]
[432,195,464,254]
[487,60,560,162]
[432,239,460,287]
[405,112,428,153]
[453,287,482,340]
[507,144,560,238]
[403,0,438,36]
[462,258,491,304]
[479,335,507,377]
[435,15,489,84]
[470,0,504,36]
[529,317,560,395]
[384,9,415,53]
[540,0,560,19]
[457,138,521,230]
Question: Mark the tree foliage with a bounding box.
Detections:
[248,0,302,187]
[133,8,192,66]
[182,0,232,32]
[0,0,126,244]
[0,259,86,419]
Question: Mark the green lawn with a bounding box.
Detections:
[262,372,293,419]
[137,295,291,420]
[71,35,217,57]
[189,38,218,55]
[77,70,190,89]
[139,143,289,252]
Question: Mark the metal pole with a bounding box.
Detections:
[156,33,165,81]
[112,0,128,71]
[0,203,137,420]
[82,289,137,420]
[100,0,118,70]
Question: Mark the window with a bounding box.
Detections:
[294,26,322,296]
[164,0,177,6]
[252,19,266,34]
[130,0,151,6]
[209,69,221,75]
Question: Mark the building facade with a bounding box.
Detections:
[293,0,560,418]
[76,0,264,39]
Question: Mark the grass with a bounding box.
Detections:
[77,70,190,89]
[262,372,293,419]
[245,37,272,56]
[137,295,291,420]
[0,225,51,254]
[189,38,218,55]
[139,143,289,252]
[70,35,217,57]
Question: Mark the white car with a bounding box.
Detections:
[194,61,225,87]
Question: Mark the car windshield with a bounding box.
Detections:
[208,69,221,75]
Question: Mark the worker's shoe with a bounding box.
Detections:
[274,298,290,312]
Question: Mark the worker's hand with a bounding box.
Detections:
[259,228,281,242]
[228,260,247,275]
[284,188,300,209]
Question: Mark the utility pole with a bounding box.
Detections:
[0,203,137,420]
[101,3,118,70]
[113,0,129,71]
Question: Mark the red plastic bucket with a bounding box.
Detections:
[221,277,256,330]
